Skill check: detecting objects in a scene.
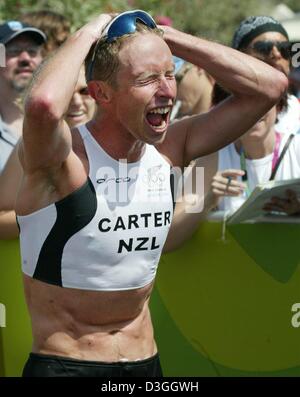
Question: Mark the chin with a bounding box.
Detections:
[149,133,167,145]
[144,127,168,145]
[66,115,88,128]
[247,130,267,140]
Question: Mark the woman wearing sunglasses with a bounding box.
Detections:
[17,10,287,377]
[207,84,300,215]
[232,15,300,136]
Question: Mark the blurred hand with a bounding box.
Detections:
[84,14,113,41]
[207,169,246,209]
[263,189,300,216]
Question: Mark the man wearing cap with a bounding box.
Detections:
[232,15,300,136]
[0,20,46,171]
[17,12,287,377]
[0,21,45,241]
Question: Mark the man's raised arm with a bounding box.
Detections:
[162,26,288,165]
[21,14,111,173]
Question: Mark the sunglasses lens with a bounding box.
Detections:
[277,42,291,59]
[107,11,157,42]
[253,41,290,59]
[107,18,135,42]
[253,41,273,56]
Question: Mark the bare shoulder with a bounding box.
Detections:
[16,128,88,216]
[156,113,215,168]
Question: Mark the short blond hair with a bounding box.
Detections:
[85,23,163,88]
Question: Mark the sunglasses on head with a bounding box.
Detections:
[249,40,291,59]
[87,10,157,81]
[103,10,157,43]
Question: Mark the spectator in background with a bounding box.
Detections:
[0,20,46,171]
[19,10,71,56]
[232,16,300,135]
[64,66,95,128]
[155,15,214,120]
[207,84,300,215]
[172,57,214,119]
[0,12,72,239]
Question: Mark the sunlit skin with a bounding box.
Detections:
[104,34,177,145]
[176,66,213,117]
[244,32,290,76]
[0,35,43,92]
[65,67,95,128]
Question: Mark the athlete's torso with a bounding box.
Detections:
[18,125,174,291]
[17,125,174,360]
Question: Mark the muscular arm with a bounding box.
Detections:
[162,26,288,166]
[21,15,111,174]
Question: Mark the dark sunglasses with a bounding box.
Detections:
[87,10,157,80]
[250,40,291,59]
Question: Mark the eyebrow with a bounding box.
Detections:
[136,67,175,80]
[136,72,160,80]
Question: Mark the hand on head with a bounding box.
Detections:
[85,14,114,42]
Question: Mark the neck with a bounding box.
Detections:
[235,128,277,160]
[86,110,146,163]
[0,83,24,137]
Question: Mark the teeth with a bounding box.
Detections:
[68,112,84,117]
[149,107,170,115]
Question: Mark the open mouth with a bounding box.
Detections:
[145,107,171,132]
[16,68,33,75]
[67,111,85,119]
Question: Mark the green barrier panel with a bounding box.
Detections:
[154,221,300,376]
[0,240,32,377]
[1,221,300,376]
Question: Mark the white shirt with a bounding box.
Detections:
[0,116,18,171]
[276,94,300,135]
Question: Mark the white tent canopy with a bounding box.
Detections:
[281,16,300,42]
[271,4,300,42]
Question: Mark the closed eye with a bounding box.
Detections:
[165,72,175,80]
[79,87,90,95]
[136,75,160,86]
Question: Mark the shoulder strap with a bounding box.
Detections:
[269,133,295,180]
